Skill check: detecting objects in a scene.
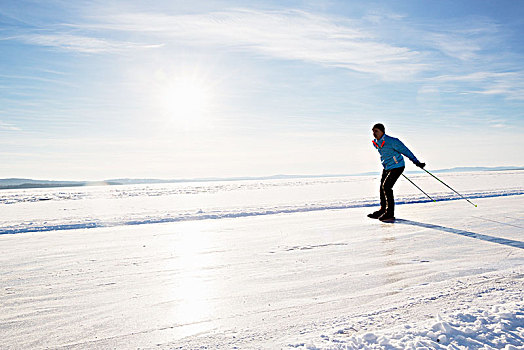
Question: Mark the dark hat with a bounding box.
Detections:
[372,123,385,132]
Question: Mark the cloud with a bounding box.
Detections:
[0,121,21,131]
[422,17,500,61]
[0,73,74,86]
[432,71,524,100]
[15,33,162,53]
[428,33,482,61]
[7,8,523,95]
[431,72,516,82]
[65,9,426,80]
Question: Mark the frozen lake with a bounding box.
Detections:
[0,170,523,349]
[0,170,522,235]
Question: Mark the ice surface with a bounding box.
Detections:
[0,171,522,235]
[0,171,522,349]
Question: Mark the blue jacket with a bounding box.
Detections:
[373,134,419,170]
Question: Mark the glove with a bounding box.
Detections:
[415,161,426,169]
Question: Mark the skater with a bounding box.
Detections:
[368,123,425,222]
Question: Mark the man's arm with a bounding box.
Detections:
[392,138,425,168]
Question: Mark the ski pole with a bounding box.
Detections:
[402,174,436,202]
[422,168,477,207]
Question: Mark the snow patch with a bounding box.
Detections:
[290,299,523,349]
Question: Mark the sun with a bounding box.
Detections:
[155,72,214,128]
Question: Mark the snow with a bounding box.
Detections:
[0,170,522,235]
[0,170,523,349]
[288,282,523,349]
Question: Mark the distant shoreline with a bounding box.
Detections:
[1,166,523,190]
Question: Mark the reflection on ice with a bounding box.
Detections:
[163,223,218,333]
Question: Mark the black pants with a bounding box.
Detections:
[379,166,404,216]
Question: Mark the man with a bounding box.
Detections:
[369,123,425,222]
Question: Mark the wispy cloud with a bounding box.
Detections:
[432,72,516,82]
[423,17,501,61]
[6,8,523,97]
[0,73,75,86]
[0,121,21,131]
[428,33,482,61]
[15,33,162,53]
[432,71,524,100]
[57,9,427,80]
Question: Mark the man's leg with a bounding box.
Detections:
[379,169,388,212]
[368,170,388,218]
[380,166,405,219]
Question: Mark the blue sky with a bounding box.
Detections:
[1,0,523,180]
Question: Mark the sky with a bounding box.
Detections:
[1,0,523,180]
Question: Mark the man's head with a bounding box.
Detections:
[372,123,385,139]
